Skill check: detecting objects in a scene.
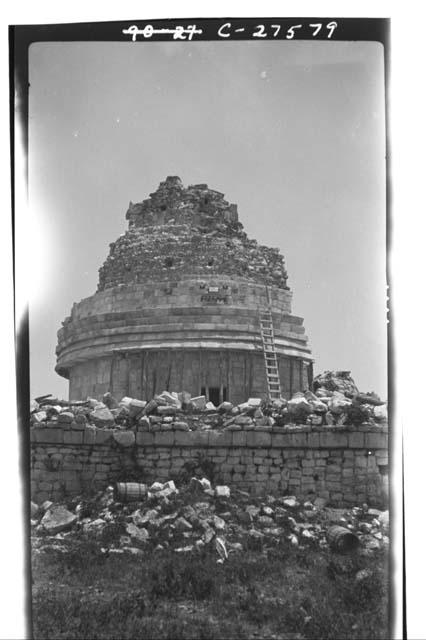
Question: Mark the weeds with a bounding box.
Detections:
[32,544,389,639]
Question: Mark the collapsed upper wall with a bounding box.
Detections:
[98,176,289,291]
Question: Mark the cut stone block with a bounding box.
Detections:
[113,430,135,447]
[41,506,77,534]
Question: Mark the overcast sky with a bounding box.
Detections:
[28,40,387,400]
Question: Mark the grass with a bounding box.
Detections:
[32,538,389,639]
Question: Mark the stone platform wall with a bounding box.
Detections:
[30,425,388,508]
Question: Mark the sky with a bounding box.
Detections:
[27,39,387,400]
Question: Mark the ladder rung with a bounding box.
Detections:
[259,307,281,397]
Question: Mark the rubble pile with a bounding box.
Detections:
[31,371,387,432]
[30,478,389,559]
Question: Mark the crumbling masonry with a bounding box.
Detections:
[29,178,388,508]
[56,177,313,404]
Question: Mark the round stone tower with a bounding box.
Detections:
[56,177,313,403]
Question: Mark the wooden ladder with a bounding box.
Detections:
[259,288,282,401]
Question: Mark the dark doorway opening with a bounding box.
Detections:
[201,386,227,406]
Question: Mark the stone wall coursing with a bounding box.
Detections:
[30,425,388,508]
[56,278,311,370]
[56,275,312,402]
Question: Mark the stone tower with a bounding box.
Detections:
[56,177,313,404]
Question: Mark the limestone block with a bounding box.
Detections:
[232,431,247,447]
[173,422,189,431]
[41,506,77,534]
[288,433,308,447]
[129,399,147,418]
[113,430,135,447]
[157,405,178,416]
[365,432,388,449]
[208,431,232,447]
[154,431,175,446]
[190,396,206,410]
[175,431,194,446]
[91,407,116,427]
[58,412,74,424]
[95,429,114,444]
[235,415,253,425]
[270,433,288,448]
[215,485,231,498]
[326,464,341,474]
[34,429,64,444]
[190,431,210,446]
[247,398,262,407]
[355,456,368,468]
[307,433,320,447]
[83,426,97,444]
[64,431,83,445]
[319,431,348,448]
[247,432,271,448]
[326,474,341,482]
[348,432,364,448]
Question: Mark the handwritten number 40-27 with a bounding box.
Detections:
[251,22,338,39]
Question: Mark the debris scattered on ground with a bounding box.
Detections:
[31,477,389,558]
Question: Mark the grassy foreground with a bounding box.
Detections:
[32,539,389,640]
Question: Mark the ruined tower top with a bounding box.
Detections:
[98,177,289,292]
[125,175,239,229]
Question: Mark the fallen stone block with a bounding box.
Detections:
[32,411,47,424]
[329,397,352,415]
[129,399,147,418]
[281,497,299,509]
[173,516,193,532]
[288,397,312,414]
[58,412,74,423]
[215,485,231,499]
[125,522,149,543]
[91,407,116,427]
[247,398,262,407]
[373,405,387,423]
[103,392,119,409]
[190,395,206,410]
[137,416,150,431]
[143,399,158,415]
[157,405,178,416]
[156,391,182,408]
[41,506,77,534]
[173,421,189,431]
